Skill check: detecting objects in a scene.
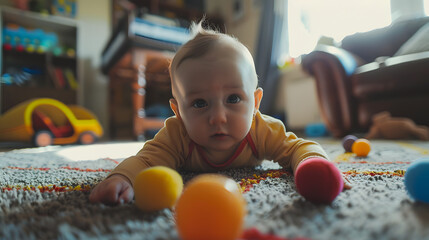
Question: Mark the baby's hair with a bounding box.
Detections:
[169,19,258,95]
[169,20,226,74]
[169,18,254,78]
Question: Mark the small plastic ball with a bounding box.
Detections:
[352,138,371,157]
[175,174,246,240]
[342,135,358,152]
[294,158,344,204]
[405,158,429,203]
[133,166,183,212]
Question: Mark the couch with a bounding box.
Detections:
[302,17,429,138]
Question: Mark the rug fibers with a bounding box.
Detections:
[0,140,429,240]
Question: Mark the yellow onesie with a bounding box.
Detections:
[110,111,329,186]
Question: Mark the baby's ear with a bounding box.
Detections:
[253,87,263,114]
[169,98,181,120]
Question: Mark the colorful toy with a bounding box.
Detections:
[342,134,358,152]
[305,123,328,137]
[133,166,183,211]
[366,111,429,140]
[51,0,77,18]
[294,157,344,204]
[404,158,429,204]
[175,174,247,240]
[0,98,103,147]
[2,24,59,54]
[352,138,371,157]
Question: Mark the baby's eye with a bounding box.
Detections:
[227,94,241,104]
[192,99,208,108]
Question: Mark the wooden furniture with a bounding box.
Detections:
[302,17,429,137]
[103,2,223,140]
[0,6,79,114]
[107,49,173,140]
[102,9,181,140]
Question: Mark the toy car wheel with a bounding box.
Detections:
[33,130,54,147]
[79,131,97,145]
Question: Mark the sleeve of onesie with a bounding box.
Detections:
[254,112,329,173]
[108,117,187,186]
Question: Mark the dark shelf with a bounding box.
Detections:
[1,7,79,115]
[1,85,77,113]
[3,49,76,63]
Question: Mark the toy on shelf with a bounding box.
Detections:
[0,98,103,147]
[1,67,43,86]
[404,158,429,204]
[13,0,30,10]
[2,24,24,51]
[133,166,183,212]
[51,0,77,18]
[175,174,247,240]
[2,24,59,54]
[366,111,429,140]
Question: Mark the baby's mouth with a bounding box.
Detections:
[212,133,228,138]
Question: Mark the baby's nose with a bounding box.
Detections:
[209,105,227,125]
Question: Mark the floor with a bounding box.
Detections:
[0,140,136,153]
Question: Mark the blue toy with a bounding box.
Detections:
[305,123,329,137]
[2,24,24,50]
[2,24,59,53]
[404,158,429,203]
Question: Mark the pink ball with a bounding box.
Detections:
[294,158,344,204]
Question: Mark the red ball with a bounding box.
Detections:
[294,158,344,204]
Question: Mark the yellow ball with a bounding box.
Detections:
[352,138,371,157]
[133,166,183,211]
[175,174,247,240]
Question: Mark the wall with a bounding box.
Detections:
[391,0,426,22]
[205,0,262,55]
[76,0,111,139]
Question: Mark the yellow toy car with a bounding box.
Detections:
[0,98,103,147]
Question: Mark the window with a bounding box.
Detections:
[285,0,391,58]
[425,0,429,15]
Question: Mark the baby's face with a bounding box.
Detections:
[172,43,262,153]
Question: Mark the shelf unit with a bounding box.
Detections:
[0,6,79,114]
[104,1,224,140]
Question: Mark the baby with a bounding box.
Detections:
[90,21,349,205]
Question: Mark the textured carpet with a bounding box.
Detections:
[1,139,429,240]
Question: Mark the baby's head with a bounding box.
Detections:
[169,22,258,90]
[169,21,263,153]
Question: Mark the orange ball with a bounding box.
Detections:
[352,138,371,157]
[175,174,247,240]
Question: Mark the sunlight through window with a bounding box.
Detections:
[287,0,391,58]
[425,0,429,15]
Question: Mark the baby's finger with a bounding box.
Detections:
[342,174,352,190]
[89,186,101,203]
[118,185,134,204]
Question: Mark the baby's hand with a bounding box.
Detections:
[342,174,353,190]
[89,174,134,205]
